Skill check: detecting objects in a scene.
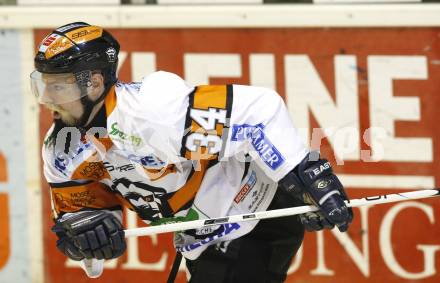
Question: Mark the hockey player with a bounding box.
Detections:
[32,22,353,283]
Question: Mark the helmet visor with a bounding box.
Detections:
[30,70,90,105]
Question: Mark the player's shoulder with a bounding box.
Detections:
[112,71,193,123]
[139,71,194,99]
[231,84,283,112]
[108,71,192,160]
[114,71,193,111]
[141,70,189,85]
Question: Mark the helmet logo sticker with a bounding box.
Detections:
[43,35,57,46]
[106,47,117,63]
[39,34,61,53]
[34,23,118,77]
[56,23,89,33]
[45,37,74,59]
[65,26,103,45]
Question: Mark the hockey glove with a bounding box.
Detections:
[52,210,126,260]
[279,152,353,232]
[51,227,85,261]
[299,211,335,232]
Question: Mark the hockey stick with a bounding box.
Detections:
[80,188,440,278]
[124,188,440,237]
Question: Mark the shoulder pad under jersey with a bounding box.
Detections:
[108,71,194,164]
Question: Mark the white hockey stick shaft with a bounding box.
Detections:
[124,188,440,238]
[81,188,440,278]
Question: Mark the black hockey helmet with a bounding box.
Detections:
[33,22,120,92]
[31,22,120,128]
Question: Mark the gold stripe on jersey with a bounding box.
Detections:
[168,160,208,213]
[172,85,233,213]
[50,182,125,215]
[96,137,114,152]
[144,164,177,181]
[105,85,117,117]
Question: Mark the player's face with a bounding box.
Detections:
[39,73,84,125]
[31,71,97,126]
[31,71,106,126]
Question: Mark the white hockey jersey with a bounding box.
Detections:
[42,71,308,259]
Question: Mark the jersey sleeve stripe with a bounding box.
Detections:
[104,85,117,117]
[48,180,94,188]
[167,160,208,213]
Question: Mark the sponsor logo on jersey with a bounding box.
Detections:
[69,190,96,208]
[248,183,270,212]
[54,142,92,175]
[103,161,136,173]
[139,155,166,168]
[231,123,264,141]
[109,122,142,146]
[231,124,285,170]
[54,155,68,176]
[127,154,167,169]
[80,162,107,180]
[176,223,241,253]
[124,153,175,181]
[234,171,257,203]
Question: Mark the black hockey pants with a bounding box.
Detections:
[186,188,305,283]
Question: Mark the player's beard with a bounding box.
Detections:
[45,105,86,149]
[49,105,83,126]
[58,111,81,126]
[45,95,104,149]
